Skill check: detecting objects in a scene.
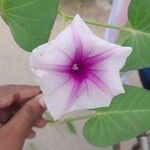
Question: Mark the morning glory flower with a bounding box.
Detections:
[30,15,132,120]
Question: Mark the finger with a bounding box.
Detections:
[0,110,12,124]
[14,85,41,101]
[0,96,44,125]
[38,96,46,108]
[35,117,47,128]
[0,105,20,124]
[0,96,15,109]
[0,123,3,127]
[2,96,45,141]
[26,129,36,139]
[0,85,41,109]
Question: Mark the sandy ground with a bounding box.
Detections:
[0,0,141,150]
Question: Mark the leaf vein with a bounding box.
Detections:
[4,0,40,12]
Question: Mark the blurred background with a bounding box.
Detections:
[0,0,141,149]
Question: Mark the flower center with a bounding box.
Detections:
[72,63,79,71]
[70,61,90,82]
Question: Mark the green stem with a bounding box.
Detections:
[59,10,66,31]
[48,113,96,125]
[58,10,132,33]
[61,17,66,31]
[65,15,132,32]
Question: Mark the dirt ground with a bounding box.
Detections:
[0,0,141,150]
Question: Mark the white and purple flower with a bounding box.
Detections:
[30,15,132,120]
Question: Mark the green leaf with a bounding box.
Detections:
[0,0,59,52]
[83,85,150,147]
[65,121,77,135]
[118,0,150,71]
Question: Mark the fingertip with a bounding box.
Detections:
[37,95,46,109]
[18,85,42,102]
[27,86,42,98]
[31,86,41,94]
[35,118,47,128]
[26,129,36,139]
[0,97,12,109]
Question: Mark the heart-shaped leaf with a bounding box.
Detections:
[0,0,59,52]
[83,85,150,147]
[118,0,150,71]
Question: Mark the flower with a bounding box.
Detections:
[29,15,132,120]
[105,0,131,42]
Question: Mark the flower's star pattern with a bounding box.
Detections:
[30,15,132,120]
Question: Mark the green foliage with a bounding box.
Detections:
[83,85,150,147]
[118,0,150,71]
[0,0,59,52]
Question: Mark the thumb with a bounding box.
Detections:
[2,95,45,141]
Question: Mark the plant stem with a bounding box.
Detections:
[48,113,96,125]
[58,10,132,33]
[59,10,66,31]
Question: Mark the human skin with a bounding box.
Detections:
[0,85,47,150]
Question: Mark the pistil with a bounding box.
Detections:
[72,63,79,71]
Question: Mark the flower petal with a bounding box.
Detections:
[29,42,71,78]
[66,79,113,112]
[66,72,125,113]
[90,36,132,71]
[39,77,73,120]
[51,15,94,59]
[81,35,132,97]
[93,71,125,96]
[71,15,94,53]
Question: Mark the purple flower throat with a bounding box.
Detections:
[53,41,112,97]
[40,29,113,102]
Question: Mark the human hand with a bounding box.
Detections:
[0,85,47,150]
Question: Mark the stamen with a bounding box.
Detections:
[72,63,79,71]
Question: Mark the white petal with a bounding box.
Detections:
[66,79,113,112]
[66,73,124,113]
[29,42,71,78]
[51,15,94,57]
[91,36,132,71]
[50,23,75,58]
[40,77,73,120]
[98,46,132,71]
[94,71,125,96]
[71,15,94,52]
